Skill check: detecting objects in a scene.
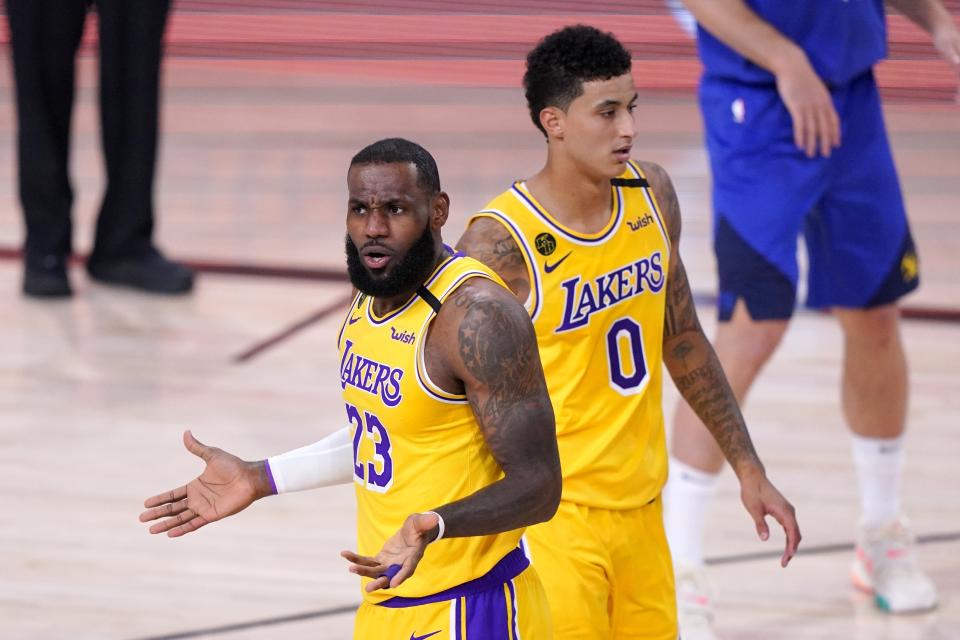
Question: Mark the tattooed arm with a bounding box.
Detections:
[640,161,762,475]
[343,278,560,590]
[640,160,800,566]
[431,277,561,534]
[456,217,531,304]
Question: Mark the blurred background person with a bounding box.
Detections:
[6,0,193,297]
[664,1,960,639]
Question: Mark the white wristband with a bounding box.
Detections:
[267,427,353,494]
[423,511,445,543]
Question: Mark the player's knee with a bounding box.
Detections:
[837,304,900,348]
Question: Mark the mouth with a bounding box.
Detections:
[360,246,393,271]
[613,145,632,163]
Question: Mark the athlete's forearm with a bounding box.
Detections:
[662,257,763,477]
[431,461,560,540]
[683,0,810,77]
[664,330,763,477]
[264,427,353,494]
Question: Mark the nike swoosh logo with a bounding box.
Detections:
[348,315,361,325]
[410,632,442,640]
[544,251,572,274]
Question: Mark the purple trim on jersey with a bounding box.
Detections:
[366,254,459,326]
[377,546,529,609]
[474,210,542,322]
[263,459,278,495]
[511,183,622,244]
[444,243,465,258]
[415,270,492,404]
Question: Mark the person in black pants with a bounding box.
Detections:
[7,0,193,297]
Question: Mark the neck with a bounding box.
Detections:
[370,243,448,316]
[526,147,613,231]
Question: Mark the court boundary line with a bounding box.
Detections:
[126,531,960,639]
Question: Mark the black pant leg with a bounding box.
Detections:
[6,0,89,267]
[90,0,171,263]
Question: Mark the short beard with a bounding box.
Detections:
[345,225,438,298]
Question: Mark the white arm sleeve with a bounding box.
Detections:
[266,427,353,494]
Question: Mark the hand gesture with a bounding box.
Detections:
[340,512,440,592]
[775,54,840,158]
[738,468,801,567]
[139,431,269,537]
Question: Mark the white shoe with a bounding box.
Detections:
[675,564,721,640]
[851,516,938,613]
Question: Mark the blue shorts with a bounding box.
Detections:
[700,70,919,321]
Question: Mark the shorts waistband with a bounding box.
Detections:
[377,545,529,609]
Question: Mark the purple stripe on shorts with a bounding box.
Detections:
[507,579,519,640]
[464,580,510,638]
[377,546,529,609]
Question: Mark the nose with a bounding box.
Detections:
[365,209,389,239]
[618,109,637,140]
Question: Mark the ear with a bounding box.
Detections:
[431,191,450,230]
[539,106,565,140]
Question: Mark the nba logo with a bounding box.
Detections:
[731,98,746,124]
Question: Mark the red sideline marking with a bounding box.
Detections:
[3,247,958,324]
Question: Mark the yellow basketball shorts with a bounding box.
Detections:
[526,496,678,639]
[354,546,552,639]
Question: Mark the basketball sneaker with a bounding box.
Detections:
[851,516,938,613]
[676,564,720,640]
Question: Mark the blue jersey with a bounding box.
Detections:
[697,0,888,86]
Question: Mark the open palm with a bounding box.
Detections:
[139,431,263,537]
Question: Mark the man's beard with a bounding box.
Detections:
[345,225,438,298]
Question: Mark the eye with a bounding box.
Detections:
[389,205,404,215]
[627,104,637,114]
[600,111,615,118]
[350,205,366,215]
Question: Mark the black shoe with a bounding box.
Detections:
[87,251,195,294]
[23,255,72,298]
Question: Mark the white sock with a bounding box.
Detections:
[850,433,904,529]
[664,457,719,568]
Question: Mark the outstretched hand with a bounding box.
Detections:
[738,468,801,567]
[139,431,270,537]
[341,512,440,592]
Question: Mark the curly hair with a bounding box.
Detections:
[523,25,633,136]
[350,138,440,195]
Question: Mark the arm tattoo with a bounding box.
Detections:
[640,161,764,472]
[454,287,550,453]
[457,219,531,301]
[431,284,560,537]
[669,344,762,471]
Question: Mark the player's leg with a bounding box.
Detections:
[525,501,613,639]
[666,76,823,639]
[806,69,933,614]
[608,497,677,640]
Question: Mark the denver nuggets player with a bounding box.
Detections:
[455,26,802,639]
[140,139,560,639]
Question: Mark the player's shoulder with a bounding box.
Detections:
[630,159,681,241]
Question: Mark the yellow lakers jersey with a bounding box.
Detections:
[336,253,524,604]
[469,161,671,510]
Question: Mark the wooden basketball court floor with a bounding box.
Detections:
[2,26,960,640]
